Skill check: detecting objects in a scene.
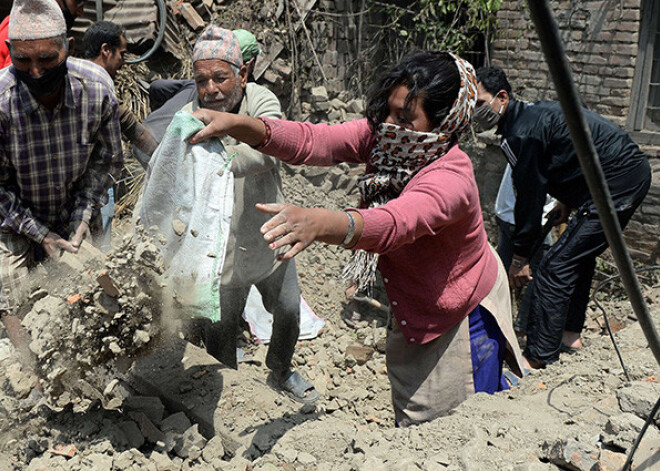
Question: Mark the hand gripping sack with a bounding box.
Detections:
[140,111,234,321]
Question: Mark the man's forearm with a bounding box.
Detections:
[0,189,50,243]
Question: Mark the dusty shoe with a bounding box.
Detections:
[268,370,319,404]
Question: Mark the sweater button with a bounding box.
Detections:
[392,301,398,306]
[383,278,389,283]
[409,338,415,343]
[400,320,407,326]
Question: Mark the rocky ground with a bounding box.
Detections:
[1,162,659,471]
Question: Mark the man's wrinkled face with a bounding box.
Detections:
[9,37,68,78]
[194,59,247,112]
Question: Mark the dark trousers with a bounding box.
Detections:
[496,217,552,334]
[205,259,301,373]
[525,167,651,365]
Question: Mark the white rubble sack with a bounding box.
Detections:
[140,110,234,321]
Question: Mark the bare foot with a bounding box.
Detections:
[562,331,582,349]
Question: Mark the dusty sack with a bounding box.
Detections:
[140,110,234,321]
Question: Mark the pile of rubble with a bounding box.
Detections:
[6,233,166,411]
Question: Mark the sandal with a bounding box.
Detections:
[269,370,319,404]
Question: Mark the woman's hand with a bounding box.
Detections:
[190,110,235,143]
[257,203,362,261]
[257,203,324,260]
[190,110,266,147]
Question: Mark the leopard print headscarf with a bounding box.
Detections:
[343,53,478,294]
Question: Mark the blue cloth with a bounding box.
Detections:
[469,305,509,393]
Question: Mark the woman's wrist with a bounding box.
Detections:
[341,211,356,247]
[226,114,267,147]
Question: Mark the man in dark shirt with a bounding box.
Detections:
[475,66,651,369]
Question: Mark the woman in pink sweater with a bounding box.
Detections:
[191,51,524,426]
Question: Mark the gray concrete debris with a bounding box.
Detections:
[129,411,166,444]
[149,451,180,471]
[80,452,114,471]
[617,382,660,425]
[122,396,166,425]
[161,412,193,435]
[173,424,207,460]
[6,363,37,399]
[310,85,329,103]
[541,439,599,471]
[202,435,225,463]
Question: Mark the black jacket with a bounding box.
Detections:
[496,99,648,257]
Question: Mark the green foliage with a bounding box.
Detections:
[369,0,502,64]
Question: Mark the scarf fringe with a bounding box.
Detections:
[341,249,380,296]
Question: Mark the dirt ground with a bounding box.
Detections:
[1,162,659,471]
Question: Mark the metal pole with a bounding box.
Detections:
[527,0,660,367]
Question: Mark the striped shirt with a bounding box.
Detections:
[0,57,122,243]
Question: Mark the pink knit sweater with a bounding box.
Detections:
[260,118,498,344]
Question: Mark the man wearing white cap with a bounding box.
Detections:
[176,25,317,403]
[0,0,122,363]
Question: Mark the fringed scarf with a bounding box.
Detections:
[342,53,478,294]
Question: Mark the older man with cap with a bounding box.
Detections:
[134,29,262,168]
[168,25,316,402]
[0,0,122,364]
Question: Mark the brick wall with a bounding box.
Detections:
[469,0,660,262]
[491,0,642,130]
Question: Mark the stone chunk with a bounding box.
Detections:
[133,329,151,348]
[603,413,647,450]
[80,452,114,471]
[150,451,178,471]
[596,449,627,471]
[97,271,121,297]
[6,363,37,399]
[617,382,660,424]
[297,451,317,465]
[172,219,186,236]
[345,345,374,365]
[201,435,225,462]
[179,3,205,30]
[128,411,166,444]
[346,98,365,114]
[541,439,599,471]
[122,396,165,425]
[173,424,207,460]
[118,420,145,449]
[161,412,192,434]
[310,86,328,104]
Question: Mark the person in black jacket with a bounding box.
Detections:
[474,67,651,369]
